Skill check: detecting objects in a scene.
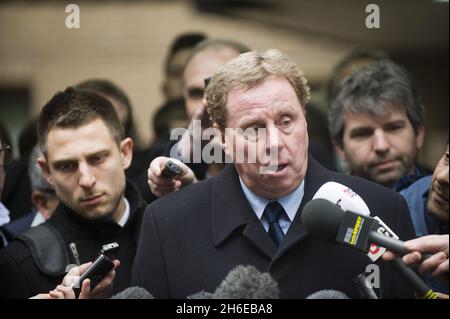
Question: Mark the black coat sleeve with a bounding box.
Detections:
[131,205,171,298]
[0,245,35,299]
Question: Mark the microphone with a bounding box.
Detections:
[306,290,350,299]
[110,287,155,299]
[302,198,438,299]
[302,198,409,255]
[212,265,280,299]
[186,291,213,299]
[353,273,379,299]
[313,182,371,216]
[313,182,392,262]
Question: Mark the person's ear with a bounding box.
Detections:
[161,81,169,99]
[332,139,347,162]
[212,122,228,153]
[415,125,425,150]
[120,138,133,170]
[31,191,54,220]
[37,156,54,186]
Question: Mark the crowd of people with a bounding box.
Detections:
[0,33,447,299]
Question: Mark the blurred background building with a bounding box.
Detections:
[0,0,448,168]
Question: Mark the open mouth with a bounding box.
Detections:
[277,164,288,172]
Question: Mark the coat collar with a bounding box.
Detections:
[49,180,145,240]
[212,156,333,262]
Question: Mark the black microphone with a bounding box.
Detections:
[110,287,155,299]
[302,198,438,299]
[212,265,280,299]
[306,290,350,299]
[353,273,379,299]
[303,198,411,255]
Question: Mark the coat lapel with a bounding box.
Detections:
[212,164,276,260]
[212,157,333,263]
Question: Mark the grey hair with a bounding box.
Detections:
[205,49,311,130]
[28,144,54,193]
[329,59,424,146]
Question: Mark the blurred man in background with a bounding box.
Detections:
[329,60,427,188]
[161,32,207,102]
[1,145,59,244]
[0,126,12,248]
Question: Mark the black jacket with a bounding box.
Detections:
[1,156,33,221]
[131,157,416,298]
[0,182,146,299]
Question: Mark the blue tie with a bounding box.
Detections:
[264,201,286,247]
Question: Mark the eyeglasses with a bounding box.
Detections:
[0,144,11,168]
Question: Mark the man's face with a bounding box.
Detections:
[222,76,308,199]
[427,145,449,223]
[38,119,133,222]
[183,48,239,118]
[163,48,193,101]
[335,109,424,187]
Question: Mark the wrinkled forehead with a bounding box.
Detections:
[227,76,299,104]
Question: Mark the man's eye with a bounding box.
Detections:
[56,163,76,172]
[350,130,372,139]
[280,119,292,127]
[90,155,106,164]
[385,124,404,132]
[242,128,258,140]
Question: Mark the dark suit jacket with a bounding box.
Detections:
[1,157,32,221]
[0,211,36,243]
[131,157,416,298]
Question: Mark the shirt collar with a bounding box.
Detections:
[0,202,10,226]
[31,211,46,227]
[117,198,130,227]
[238,178,305,222]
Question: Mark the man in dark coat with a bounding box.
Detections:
[0,87,146,298]
[132,49,416,299]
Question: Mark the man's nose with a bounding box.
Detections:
[78,163,96,188]
[265,126,284,154]
[373,130,390,154]
[436,164,449,186]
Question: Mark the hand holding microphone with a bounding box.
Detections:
[382,234,449,282]
[304,183,440,299]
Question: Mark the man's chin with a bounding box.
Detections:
[261,181,300,199]
[369,169,403,187]
[74,206,112,221]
